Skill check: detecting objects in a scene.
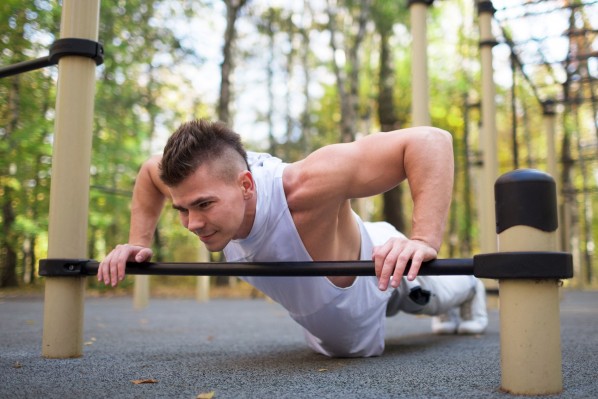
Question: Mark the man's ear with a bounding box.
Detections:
[238,170,255,199]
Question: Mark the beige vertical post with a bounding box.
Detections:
[543,99,561,251]
[543,100,558,185]
[494,170,564,395]
[196,244,210,303]
[42,0,101,358]
[478,1,498,254]
[133,275,150,309]
[409,0,433,126]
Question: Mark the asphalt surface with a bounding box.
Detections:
[1,289,597,399]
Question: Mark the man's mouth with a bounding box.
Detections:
[199,232,216,242]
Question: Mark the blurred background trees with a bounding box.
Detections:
[1,0,596,290]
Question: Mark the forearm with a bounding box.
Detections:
[127,156,169,247]
[404,128,454,250]
[128,201,164,247]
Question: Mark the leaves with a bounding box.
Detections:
[1,0,596,290]
[197,391,215,399]
[131,379,158,385]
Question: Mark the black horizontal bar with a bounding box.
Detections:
[0,38,104,79]
[0,56,53,79]
[39,258,474,277]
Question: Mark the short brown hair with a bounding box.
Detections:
[159,119,249,186]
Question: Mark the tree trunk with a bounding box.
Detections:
[1,196,18,287]
[299,0,313,156]
[377,26,406,233]
[0,77,20,288]
[218,0,248,125]
[327,0,370,143]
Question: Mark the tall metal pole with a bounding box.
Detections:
[42,0,100,358]
[409,0,433,126]
[477,1,498,254]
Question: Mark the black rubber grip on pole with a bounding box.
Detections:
[474,252,573,279]
[49,38,104,65]
[494,169,558,234]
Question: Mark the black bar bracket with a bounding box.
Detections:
[474,251,573,279]
[49,38,104,66]
[39,258,93,277]
[0,38,104,79]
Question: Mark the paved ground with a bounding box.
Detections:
[1,289,597,399]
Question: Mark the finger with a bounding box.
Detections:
[100,254,116,286]
[109,258,119,287]
[406,251,425,281]
[110,246,128,287]
[372,244,387,280]
[97,259,105,282]
[117,253,127,283]
[134,247,153,263]
[372,240,396,286]
[378,245,404,291]
[389,250,412,289]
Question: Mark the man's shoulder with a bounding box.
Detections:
[247,152,279,168]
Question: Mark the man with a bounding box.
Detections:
[98,119,487,357]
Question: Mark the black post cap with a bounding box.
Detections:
[477,1,496,15]
[407,0,435,6]
[495,169,558,234]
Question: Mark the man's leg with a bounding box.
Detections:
[386,275,488,334]
[422,275,488,334]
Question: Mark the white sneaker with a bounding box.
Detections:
[457,279,488,334]
[431,307,459,334]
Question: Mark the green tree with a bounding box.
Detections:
[89,0,200,263]
[0,1,59,287]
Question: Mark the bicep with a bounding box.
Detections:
[287,133,407,208]
[348,128,454,199]
[137,155,171,198]
[289,127,453,204]
[302,133,410,198]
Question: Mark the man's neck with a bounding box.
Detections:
[235,192,257,239]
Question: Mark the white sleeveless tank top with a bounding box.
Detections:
[223,152,312,262]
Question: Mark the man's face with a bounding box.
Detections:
[169,163,253,252]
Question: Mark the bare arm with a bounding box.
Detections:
[128,155,170,246]
[286,126,454,289]
[370,128,454,289]
[97,155,170,286]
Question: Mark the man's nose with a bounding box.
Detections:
[187,210,206,231]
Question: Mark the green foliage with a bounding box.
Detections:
[0,0,201,286]
[1,0,596,289]
[0,1,57,286]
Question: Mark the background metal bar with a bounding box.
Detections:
[76,258,474,277]
[0,56,53,79]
